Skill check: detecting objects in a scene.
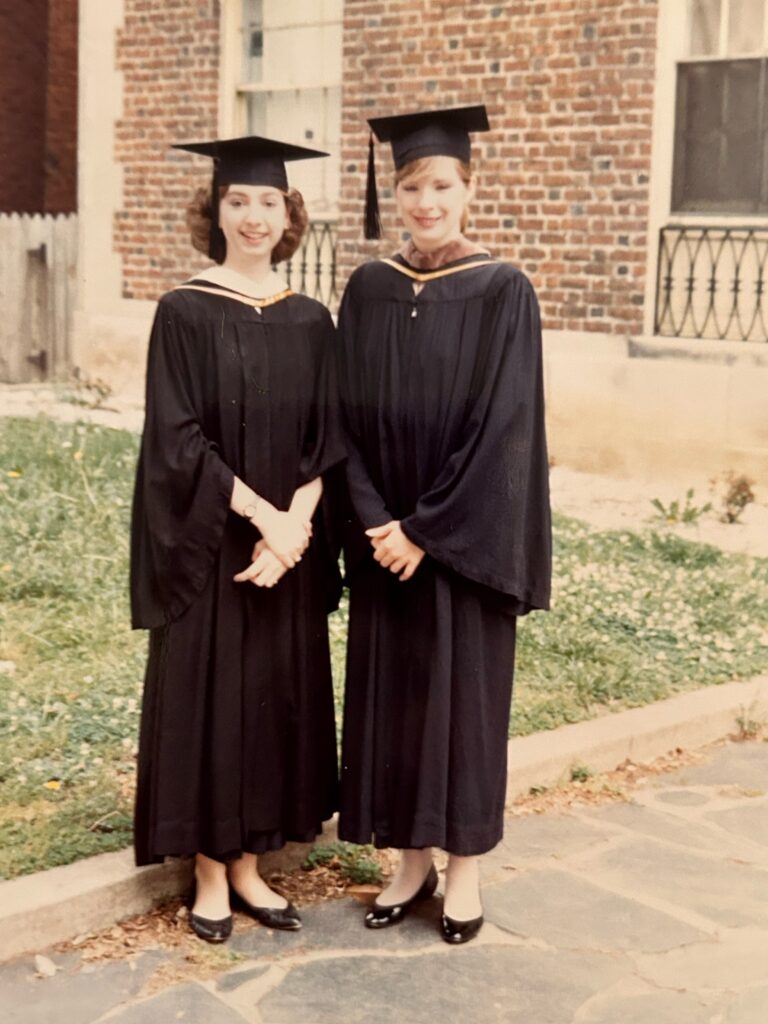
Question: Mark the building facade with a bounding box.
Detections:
[0,0,78,214]
[74,0,768,479]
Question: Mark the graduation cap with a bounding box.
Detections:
[173,135,328,261]
[363,105,490,240]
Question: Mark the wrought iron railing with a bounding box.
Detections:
[655,225,768,342]
[282,220,339,307]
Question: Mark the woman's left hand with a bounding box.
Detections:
[233,540,289,588]
[366,521,425,581]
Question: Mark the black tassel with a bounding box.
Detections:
[364,133,382,240]
[208,169,226,263]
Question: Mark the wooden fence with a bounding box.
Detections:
[0,213,77,383]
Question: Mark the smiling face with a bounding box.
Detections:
[218,184,290,275]
[395,155,475,253]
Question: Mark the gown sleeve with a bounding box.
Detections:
[296,306,347,612]
[336,277,393,529]
[130,298,235,629]
[296,307,346,486]
[400,271,552,612]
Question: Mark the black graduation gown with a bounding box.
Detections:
[130,280,344,866]
[336,254,551,856]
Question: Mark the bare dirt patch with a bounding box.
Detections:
[550,465,768,559]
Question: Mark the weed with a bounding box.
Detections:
[649,532,722,568]
[303,841,382,885]
[569,764,593,783]
[651,488,712,524]
[734,703,765,741]
[60,376,116,411]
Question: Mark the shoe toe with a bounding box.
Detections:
[230,890,302,931]
[189,912,233,943]
[440,913,483,945]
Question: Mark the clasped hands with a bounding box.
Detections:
[234,514,424,589]
[234,508,312,589]
[367,520,424,582]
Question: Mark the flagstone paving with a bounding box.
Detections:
[2,740,766,1023]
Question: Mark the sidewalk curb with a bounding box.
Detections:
[0,823,337,963]
[1,675,766,961]
[505,674,768,799]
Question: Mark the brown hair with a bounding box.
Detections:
[186,184,308,264]
[394,156,473,231]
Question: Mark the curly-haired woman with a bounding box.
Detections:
[130,135,343,942]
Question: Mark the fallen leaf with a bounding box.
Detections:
[345,884,381,904]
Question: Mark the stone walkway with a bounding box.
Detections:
[2,740,767,1023]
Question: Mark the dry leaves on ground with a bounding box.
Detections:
[507,743,713,817]
[55,849,396,967]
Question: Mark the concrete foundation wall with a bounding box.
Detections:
[544,334,768,482]
[72,304,154,393]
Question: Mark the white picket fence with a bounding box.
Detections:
[0,213,77,383]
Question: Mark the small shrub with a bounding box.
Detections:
[712,471,756,524]
[651,488,712,525]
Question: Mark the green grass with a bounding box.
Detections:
[1,415,767,879]
[511,514,768,735]
[0,417,144,877]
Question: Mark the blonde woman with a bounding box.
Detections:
[336,106,551,944]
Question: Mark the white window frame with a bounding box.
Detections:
[643,0,768,333]
[219,0,341,134]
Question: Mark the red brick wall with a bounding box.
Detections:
[339,0,658,336]
[45,0,78,213]
[0,0,49,212]
[0,0,77,214]
[114,0,221,300]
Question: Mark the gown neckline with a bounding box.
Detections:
[392,252,496,273]
[380,253,498,289]
[178,279,295,310]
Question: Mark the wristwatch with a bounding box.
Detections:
[242,500,259,521]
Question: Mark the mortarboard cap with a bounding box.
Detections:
[363,105,490,240]
[173,134,328,260]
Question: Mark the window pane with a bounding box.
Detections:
[728,0,765,54]
[673,60,762,211]
[245,93,268,134]
[691,0,722,55]
[722,61,761,203]
[686,62,725,133]
[242,0,264,82]
[260,85,341,216]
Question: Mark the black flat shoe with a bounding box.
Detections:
[189,911,233,943]
[440,911,484,945]
[230,887,302,931]
[365,863,439,929]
